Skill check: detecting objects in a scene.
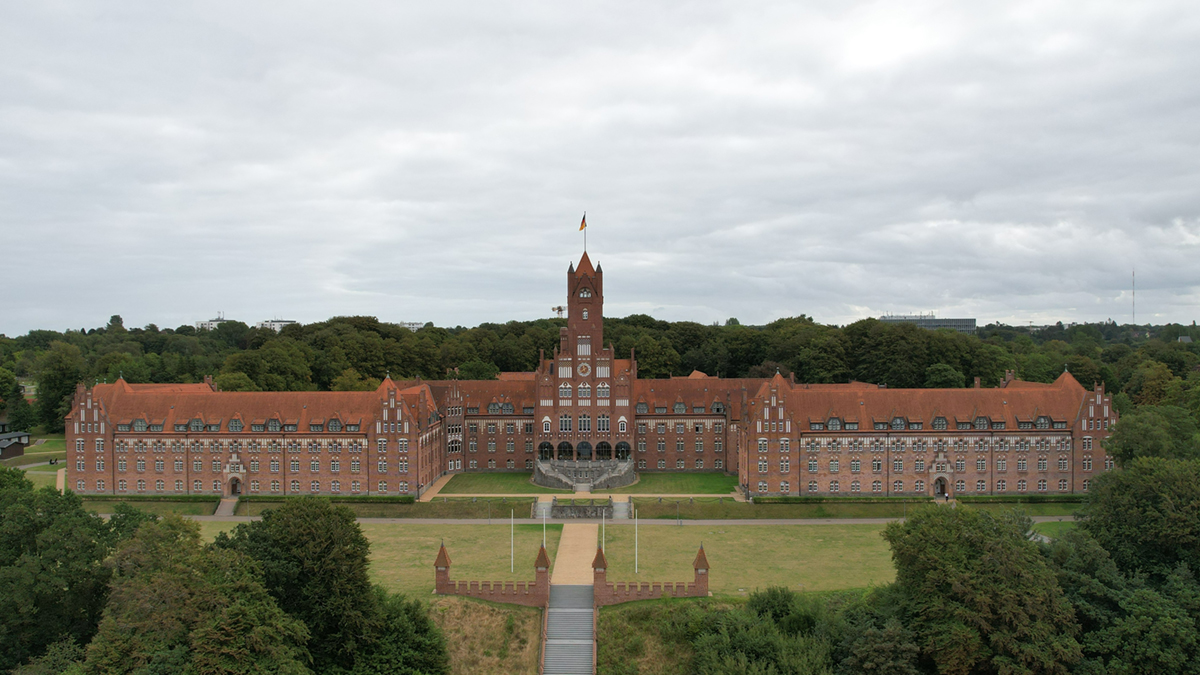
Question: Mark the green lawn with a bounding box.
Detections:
[598,523,895,596]
[196,521,564,599]
[608,472,740,494]
[438,472,569,494]
[1032,521,1077,539]
[962,503,1080,517]
[630,497,925,519]
[83,498,220,516]
[24,470,59,490]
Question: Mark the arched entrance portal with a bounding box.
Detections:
[576,442,593,461]
[229,477,242,496]
[934,477,948,496]
[615,441,631,460]
[539,442,554,461]
[557,441,574,460]
[595,441,612,460]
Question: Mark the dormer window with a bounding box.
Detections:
[1036,416,1051,430]
[328,419,341,432]
[874,421,888,430]
[267,419,281,432]
[229,419,244,433]
[133,419,147,432]
[975,416,989,430]
[891,417,906,430]
[579,288,592,298]
[712,402,725,414]
[636,402,648,414]
[190,418,204,432]
[502,403,514,414]
[673,403,686,414]
[488,403,500,414]
[828,418,842,431]
[932,417,947,430]
[811,422,825,431]
[346,424,359,432]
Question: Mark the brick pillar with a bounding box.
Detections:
[534,545,551,606]
[434,543,452,594]
[592,547,608,606]
[693,544,709,597]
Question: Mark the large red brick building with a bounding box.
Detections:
[66,252,1116,498]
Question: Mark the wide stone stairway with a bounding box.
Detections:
[543,584,594,675]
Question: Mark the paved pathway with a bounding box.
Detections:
[417,473,455,501]
[551,524,599,584]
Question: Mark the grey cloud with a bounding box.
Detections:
[1,0,1198,335]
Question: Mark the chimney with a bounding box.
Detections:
[973,377,981,389]
[1004,370,1015,384]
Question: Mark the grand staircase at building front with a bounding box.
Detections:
[543,585,594,675]
[534,459,635,491]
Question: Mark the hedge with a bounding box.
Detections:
[81,495,221,503]
[752,496,933,504]
[237,494,417,505]
[955,495,1084,504]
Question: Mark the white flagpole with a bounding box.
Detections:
[542,507,546,547]
[602,510,605,553]
[511,510,514,573]
[635,508,638,574]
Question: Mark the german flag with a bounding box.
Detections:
[579,213,586,231]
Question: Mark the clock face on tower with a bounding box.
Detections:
[577,362,591,377]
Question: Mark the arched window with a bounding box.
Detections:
[828,418,842,431]
[578,383,591,398]
[596,383,610,398]
[538,442,554,460]
[891,417,905,430]
[618,419,627,433]
[559,383,572,398]
[578,415,591,432]
[557,441,573,460]
[543,419,551,433]
[559,415,572,432]
[579,288,592,298]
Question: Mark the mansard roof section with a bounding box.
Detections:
[774,373,1087,429]
[89,381,437,431]
[633,378,758,417]
[453,379,537,413]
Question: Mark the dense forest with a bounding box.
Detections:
[2,314,1198,434]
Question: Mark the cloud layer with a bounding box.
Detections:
[2,0,1198,335]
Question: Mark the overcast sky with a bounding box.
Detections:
[2,1,1198,336]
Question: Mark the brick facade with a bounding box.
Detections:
[64,252,1116,498]
[433,543,550,607]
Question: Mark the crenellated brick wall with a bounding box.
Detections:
[433,542,550,608]
[591,545,710,607]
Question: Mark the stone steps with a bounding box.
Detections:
[543,585,594,675]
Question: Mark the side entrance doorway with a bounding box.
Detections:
[229,477,242,496]
[934,477,948,497]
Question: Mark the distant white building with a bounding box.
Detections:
[398,321,425,332]
[195,313,231,331]
[256,319,299,333]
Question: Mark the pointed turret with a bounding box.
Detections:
[434,542,451,568]
[575,251,595,276]
[535,545,551,570]
[592,547,608,570]
[693,544,709,571]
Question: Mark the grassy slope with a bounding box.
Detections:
[599,522,894,596]
[438,472,569,494]
[962,502,1080,517]
[608,473,739,494]
[432,597,542,675]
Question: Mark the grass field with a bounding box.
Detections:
[438,472,569,494]
[608,473,739,494]
[1032,521,1077,539]
[22,467,60,489]
[962,502,1081,517]
[236,497,538,518]
[196,521,564,599]
[81,498,220,516]
[598,522,895,596]
[630,497,923,520]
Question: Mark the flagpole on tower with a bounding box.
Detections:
[580,212,587,251]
